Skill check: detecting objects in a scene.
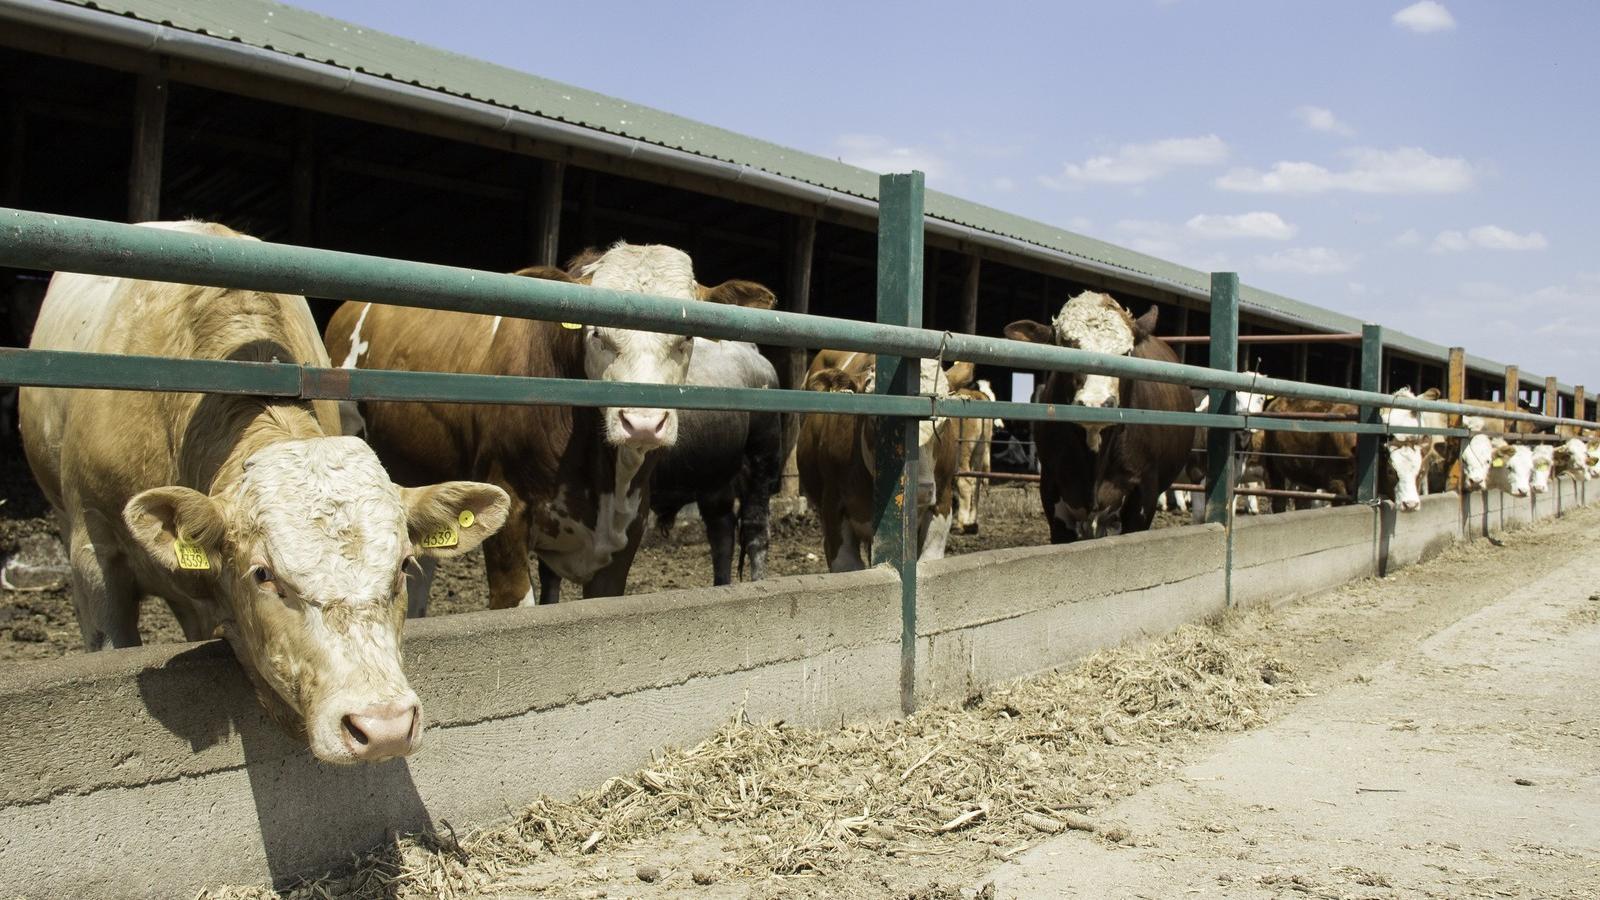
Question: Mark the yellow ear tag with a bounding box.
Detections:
[420,525,459,550]
[561,322,583,330]
[457,509,476,529]
[1492,458,1506,468]
[173,537,210,571]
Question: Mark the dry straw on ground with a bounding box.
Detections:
[203,612,1293,900]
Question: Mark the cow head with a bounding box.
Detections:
[567,243,774,450]
[1553,437,1592,481]
[1005,291,1151,451]
[1382,388,1428,512]
[1529,444,1556,493]
[1487,439,1533,497]
[124,437,509,765]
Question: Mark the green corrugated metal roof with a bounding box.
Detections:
[19,0,1568,391]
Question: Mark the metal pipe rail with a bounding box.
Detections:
[1,208,1593,434]
[1158,333,1362,345]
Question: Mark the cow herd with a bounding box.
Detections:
[12,221,1597,765]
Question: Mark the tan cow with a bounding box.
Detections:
[943,362,997,535]
[796,351,959,572]
[19,222,509,764]
[325,242,775,609]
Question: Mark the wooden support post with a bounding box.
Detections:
[290,112,315,245]
[1543,376,1558,420]
[872,172,924,716]
[959,254,980,336]
[127,73,167,222]
[1503,366,1519,411]
[529,159,566,267]
[1575,385,1586,424]
[1204,273,1240,527]
[777,215,816,498]
[1356,324,1383,504]
[1447,348,1466,424]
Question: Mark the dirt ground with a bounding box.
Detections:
[0,451,1183,660]
[204,500,1600,900]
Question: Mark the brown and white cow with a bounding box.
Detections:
[1258,388,1431,511]
[1003,292,1194,541]
[944,362,998,535]
[795,351,960,572]
[19,222,510,764]
[325,242,774,609]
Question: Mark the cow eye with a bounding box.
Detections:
[251,565,273,585]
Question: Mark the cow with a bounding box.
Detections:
[18,222,511,764]
[325,242,775,611]
[1552,436,1594,481]
[796,351,959,572]
[1459,435,1533,497]
[647,337,783,584]
[1258,387,1432,512]
[944,363,999,535]
[1529,444,1556,494]
[1003,292,1194,541]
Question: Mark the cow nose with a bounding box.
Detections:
[618,410,670,444]
[1099,397,1118,409]
[1402,500,1420,512]
[341,702,421,762]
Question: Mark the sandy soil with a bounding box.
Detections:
[316,503,1600,900]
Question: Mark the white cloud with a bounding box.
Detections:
[835,134,950,179]
[1185,211,1297,241]
[1293,105,1355,137]
[1430,225,1548,253]
[1393,1,1456,33]
[1041,135,1228,188]
[1216,147,1475,195]
[1253,247,1357,275]
[1391,228,1423,247]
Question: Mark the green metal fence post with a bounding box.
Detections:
[1356,324,1384,503]
[871,172,925,716]
[1204,273,1240,526]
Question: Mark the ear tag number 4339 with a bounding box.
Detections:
[174,537,210,571]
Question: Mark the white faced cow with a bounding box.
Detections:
[20,222,510,764]
[325,243,775,609]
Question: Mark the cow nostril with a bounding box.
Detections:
[341,715,369,747]
[654,415,668,435]
[1100,398,1117,409]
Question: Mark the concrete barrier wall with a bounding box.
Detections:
[916,525,1226,703]
[2,480,1595,898]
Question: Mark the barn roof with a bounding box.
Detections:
[3,0,1569,392]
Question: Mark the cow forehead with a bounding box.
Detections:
[1052,291,1134,356]
[584,243,697,299]
[235,438,405,600]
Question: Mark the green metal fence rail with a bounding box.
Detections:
[1,184,1595,716]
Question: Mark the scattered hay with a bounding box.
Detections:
[202,613,1290,899]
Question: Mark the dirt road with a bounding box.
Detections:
[988,525,1600,898]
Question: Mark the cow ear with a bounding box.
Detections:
[805,367,863,393]
[1133,306,1159,338]
[1003,320,1054,344]
[945,361,976,391]
[124,487,227,574]
[698,279,776,310]
[511,265,575,283]
[1419,387,1441,401]
[401,482,511,559]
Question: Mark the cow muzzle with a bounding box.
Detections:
[614,408,676,448]
[339,699,422,763]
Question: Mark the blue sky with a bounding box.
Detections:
[294,0,1600,387]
